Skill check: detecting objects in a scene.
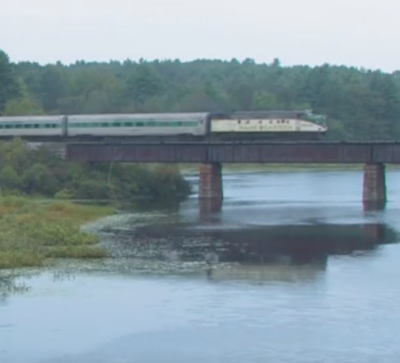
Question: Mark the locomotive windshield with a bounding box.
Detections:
[301,110,326,125]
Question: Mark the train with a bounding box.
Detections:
[0,110,327,142]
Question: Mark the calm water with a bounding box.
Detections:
[2,169,400,363]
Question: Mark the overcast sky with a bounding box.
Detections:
[1,0,398,71]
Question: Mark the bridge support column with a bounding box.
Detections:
[363,163,386,209]
[199,163,223,200]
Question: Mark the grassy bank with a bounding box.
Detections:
[0,196,115,269]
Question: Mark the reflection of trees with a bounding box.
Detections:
[0,271,78,301]
[0,275,31,301]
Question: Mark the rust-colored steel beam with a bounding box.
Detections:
[65,142,400,164]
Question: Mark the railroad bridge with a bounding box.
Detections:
[65,141,400,209]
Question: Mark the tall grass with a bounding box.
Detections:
[0,196,114,269]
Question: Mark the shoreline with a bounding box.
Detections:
[0,196,116,270]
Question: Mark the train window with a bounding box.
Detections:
[125,122,133,127]
[137,122,144,127]
[113,122,121,127]
[147,122,155,127]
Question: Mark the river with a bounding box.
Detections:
[1,169,400,363]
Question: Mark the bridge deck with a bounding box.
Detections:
[65,141,400,163]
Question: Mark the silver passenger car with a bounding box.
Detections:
[66,113,209,137]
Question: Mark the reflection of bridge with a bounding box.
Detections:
[203,223,397,282]
[64,141,398,209]
[128,219,398,283]
[206,224,397,261]
[206,262,326,283]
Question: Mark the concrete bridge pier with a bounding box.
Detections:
[363,163,386,210]
[199,163,223,200]
[199,199,223,219]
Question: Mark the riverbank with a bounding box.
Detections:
[0,196,115,269]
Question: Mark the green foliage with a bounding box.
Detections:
[0,50,21,113]
[2,49,400,139]
[0,138,191,200]
[0,196,114,269]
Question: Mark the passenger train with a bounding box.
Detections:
[0,110,327,142]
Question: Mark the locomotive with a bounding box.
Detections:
[0,110,327,142]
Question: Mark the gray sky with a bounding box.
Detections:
[2,0,398,71]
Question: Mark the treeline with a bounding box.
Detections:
[1,49,400,140]
[0,138,191,200]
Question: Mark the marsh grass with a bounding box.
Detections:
[0,196,114,269]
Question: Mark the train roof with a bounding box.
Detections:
[67,113,210,119]
[0,115,64,122]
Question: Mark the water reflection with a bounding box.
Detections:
[108,217,397,283]
[363,200,387,212]
[0,274,31,302]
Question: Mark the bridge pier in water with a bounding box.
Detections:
[363,163,387,210]
[198,163,223,201]
[196,162,388,212]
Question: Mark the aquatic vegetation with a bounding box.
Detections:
[0,196,114,269]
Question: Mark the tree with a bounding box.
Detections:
[126,64,166,108]
[0,50,20,114]
[2,50,400,140]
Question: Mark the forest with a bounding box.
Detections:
[1,49,400,140]
[0,138,191,200]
